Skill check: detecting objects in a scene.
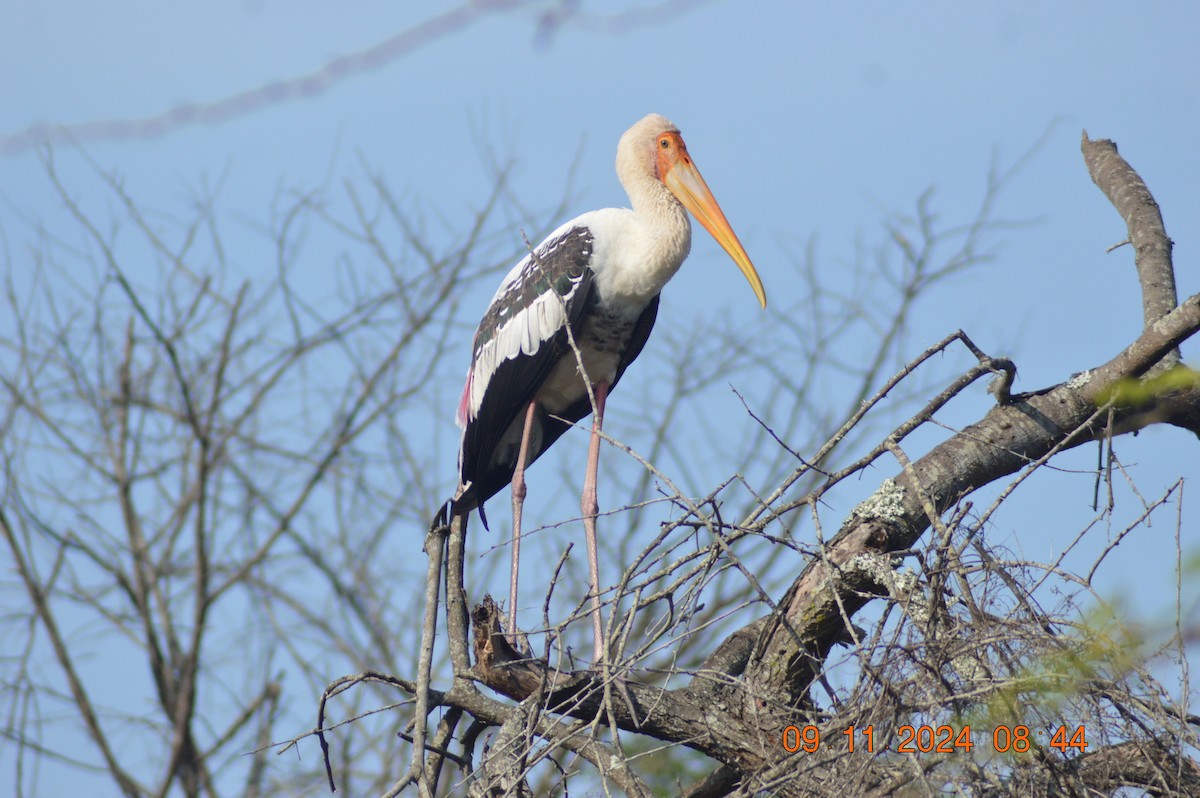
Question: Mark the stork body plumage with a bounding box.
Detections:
[450,114,765,662]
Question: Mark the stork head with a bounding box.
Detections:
[617,113,767,309]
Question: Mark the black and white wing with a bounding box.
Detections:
[454,224,597,513]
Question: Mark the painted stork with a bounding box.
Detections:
[450,113,765,662]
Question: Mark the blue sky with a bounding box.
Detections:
[5,1,1196,383]
[3,1,1198,793]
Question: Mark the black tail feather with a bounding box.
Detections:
[438,494,489,532]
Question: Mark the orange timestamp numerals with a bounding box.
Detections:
[777,725,888,754]
[780,724,1089,754]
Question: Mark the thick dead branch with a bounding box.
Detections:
[746,135,1200,712]
[1081,132,1178,342]
[465,701,535,798]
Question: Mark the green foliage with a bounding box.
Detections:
[1099,364,1200,408]
[976,600,1144,734]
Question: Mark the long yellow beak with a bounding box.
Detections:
[659,134,766,308]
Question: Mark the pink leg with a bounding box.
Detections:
[581,382,609,664]
[509,400,539,648]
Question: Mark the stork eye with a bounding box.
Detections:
[659,138,670,149]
